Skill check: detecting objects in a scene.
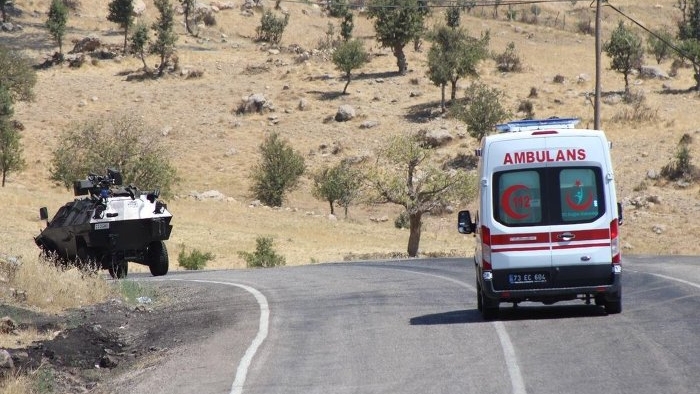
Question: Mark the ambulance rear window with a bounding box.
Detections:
[559,168,603,223]
[494,167,605,226]
[495,171,542,225]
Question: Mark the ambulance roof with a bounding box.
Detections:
[495,117,581,133]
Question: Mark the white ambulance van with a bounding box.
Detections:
[457,118,622,319]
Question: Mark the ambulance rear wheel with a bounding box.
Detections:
[479,285,499,320]
[604,293,622,314]
[476,280,484,312]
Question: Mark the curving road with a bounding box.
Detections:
[122,256,700,394]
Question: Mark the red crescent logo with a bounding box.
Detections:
[501,184,529,220]
[565,190,594,211]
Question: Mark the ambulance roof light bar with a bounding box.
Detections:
[495,117,581,133]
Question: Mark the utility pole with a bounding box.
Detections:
[594,0,603,130]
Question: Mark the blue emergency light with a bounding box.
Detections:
[495,117,581,133]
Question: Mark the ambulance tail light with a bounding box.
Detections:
[610,219,621,265]
[481,225,492,271]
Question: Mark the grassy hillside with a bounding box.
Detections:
[2,0,699,287]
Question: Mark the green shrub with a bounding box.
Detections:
[394,211,409,229]
[238,237,286,268]
[250,132,305,207]
[256,9,289,45]
[178,245,213,270]
[661,136,697,182]
[494,42,522,72]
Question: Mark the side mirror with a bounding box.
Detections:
[457,210,475,234]
[617,202,624,226]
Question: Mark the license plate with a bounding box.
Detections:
[94,222,109,230]
[508,272,548,284]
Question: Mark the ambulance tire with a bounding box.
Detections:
[478,284,499,320]
[604,293,622,314]
[476,280,483,312]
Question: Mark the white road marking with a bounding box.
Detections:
[493,321,527,394]
[163,279,269,394]
[632,270,700,290]
[383,268,527,394]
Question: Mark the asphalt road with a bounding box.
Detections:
[121,256,700,394]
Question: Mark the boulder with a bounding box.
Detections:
[335,105,356,122]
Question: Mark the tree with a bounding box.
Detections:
[130,21,150,70]
[50,114,178,196]
[677,0,700,90]
[332,39,370,94]
[0,0,10,23]
[426,26,489,112]
[603,21,644,95]
[328,0,350,18]
[366,0,429,75]
[647,27,675,64]
[250,132,305,207]
[179,0,196,35]
[0,45,37,102]
[0,85,25,187]
[46,0,69,55]
[364,133,476,257]
[107,0,134,54]
[150,0,178,76]
[340,11,354,41]
[446,6,461,29]
[312,161,362,217]
[456,82,511,141]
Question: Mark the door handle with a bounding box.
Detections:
[557,232,575,241]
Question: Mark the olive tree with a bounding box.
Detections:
[363,133,476,257]
[107,0,134,54]
[46,0,69,55]
[456,82,511,141]
[427,26,489,112]
[151,0,178,76]
[130,21,150,70]
[0,0,10,23]
[332,39,370,94]
[0,47,35,186]
[677,0,700,90]
[647,27,675,64]
[603,21,644,95]
[312,160,362,217]
[366,0,429,75]
[50,114,178,196]
[0,46,37,102]
[0,85,25,187]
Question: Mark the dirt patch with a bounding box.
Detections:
[3,282,208,393]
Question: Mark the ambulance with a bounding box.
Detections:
[457,118,622,319]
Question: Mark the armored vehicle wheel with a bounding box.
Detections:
[109,261,128,279]
[147,241,169,277]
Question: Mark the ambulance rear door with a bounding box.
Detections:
[547,134,616,288]
[486,136,554,292]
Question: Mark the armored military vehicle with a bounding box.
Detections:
[34,169,173,278]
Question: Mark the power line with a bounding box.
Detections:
[286,0,594,9]
[605,1,698,67]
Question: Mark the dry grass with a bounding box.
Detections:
[2,0,700,315]
[0,374,33,394]
[0,324,56,349]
